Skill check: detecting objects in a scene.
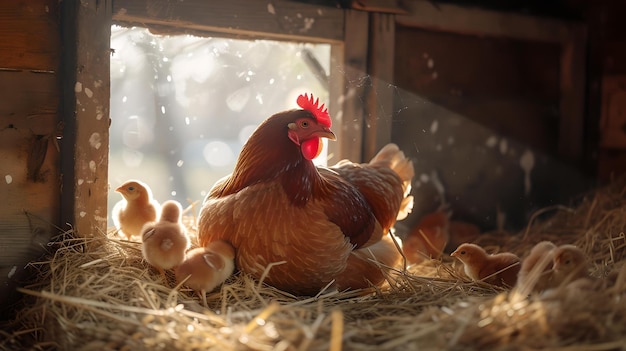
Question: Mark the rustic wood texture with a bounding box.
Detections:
[112,0,344,43]
[600,75,626,149]
[330,9,369,163]
[396,1,570,43]
[396,0,586,164]
[0,70,60,305]
[363,12,395,160]
[558,25,587,163]
[60,0,112,237]
[0,0,60,70]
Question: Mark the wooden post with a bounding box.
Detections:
[60,0,112,237]
[363,12,395,160]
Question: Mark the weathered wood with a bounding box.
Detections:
[60,0,112,237]
[0,0,60,70]
[331,10,369,163]
[396,1,587,164]
[559,24,587,163]
[396,0,571,43]
[363,12,395,160]
[0,70,59,269]
[350,0,407,14]
[112,0,344,44]
[599,75,626,149]
[0,70,58,131]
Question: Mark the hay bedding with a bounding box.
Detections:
[3,180,626,350]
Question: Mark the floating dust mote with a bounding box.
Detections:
[4,180,626,350]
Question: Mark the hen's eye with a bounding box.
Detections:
[300,121,309,128]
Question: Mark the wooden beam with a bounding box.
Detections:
[559,24,587,163]
[60,0,112,237]
[363,12,395,160]
[112,0,344,44]
[396,0,571,43]
[331,10,369,163]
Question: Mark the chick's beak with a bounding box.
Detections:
[450,250,458,257]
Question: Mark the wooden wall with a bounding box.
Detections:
[0,0,62,308]
[391,1,591,233]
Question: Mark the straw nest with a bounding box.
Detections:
[3,179,626,351]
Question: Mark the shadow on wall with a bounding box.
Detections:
[392,89,593,234]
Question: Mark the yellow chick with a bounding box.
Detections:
[141,200,190,279]
[551,244,589,286]
[516,241,557,293]
[451,243,520,288]
[175,240,236,307]
[112,180,160,240]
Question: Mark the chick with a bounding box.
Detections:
[112,180,160,240]
[551,244,589,286]
[175,240,236,307]
[516,241,557,293]
[402,210,449,265]
[451,243,520,288]
[141,200,190,280]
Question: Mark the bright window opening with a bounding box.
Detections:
[109,25,331,225]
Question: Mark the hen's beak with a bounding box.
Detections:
[315,127,336,141]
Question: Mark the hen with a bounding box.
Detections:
[197,93,414,295]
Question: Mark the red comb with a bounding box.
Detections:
[297,93,331,128]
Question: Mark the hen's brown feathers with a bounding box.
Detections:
[198,107,413,295]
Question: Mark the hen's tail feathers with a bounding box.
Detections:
[369,143,415,220]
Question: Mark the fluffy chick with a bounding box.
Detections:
[516,241,557,294]
[451,243,520,288]
[141,200,190,280]
[402,210,449,265]
[175,240,236,307]
[551,244,589,286]
[112,180,160,240]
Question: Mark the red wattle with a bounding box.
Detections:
[301,138,322,160]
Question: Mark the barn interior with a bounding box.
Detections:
[2,0,626,349]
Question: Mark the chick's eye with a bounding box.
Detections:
[460,250,466,255]
[128,186,135,191]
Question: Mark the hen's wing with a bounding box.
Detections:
[330,143,414,231]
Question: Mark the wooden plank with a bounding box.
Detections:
[0,0,60,70]
[396,0,571,43]
[363,12,395,160]
[559,24,587,163]
[330,10,369,163]
[599,75,626,149]
[112,0,344,44]
[60,0,112,237]
[0,70,58,132]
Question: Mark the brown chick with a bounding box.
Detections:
[175,240,236,307]
[451,243,520,288]
[140,200,190,280]
[112,179,160,240]
[551,244,589,287]
[402,210,449,265]
[516,241,557,294]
